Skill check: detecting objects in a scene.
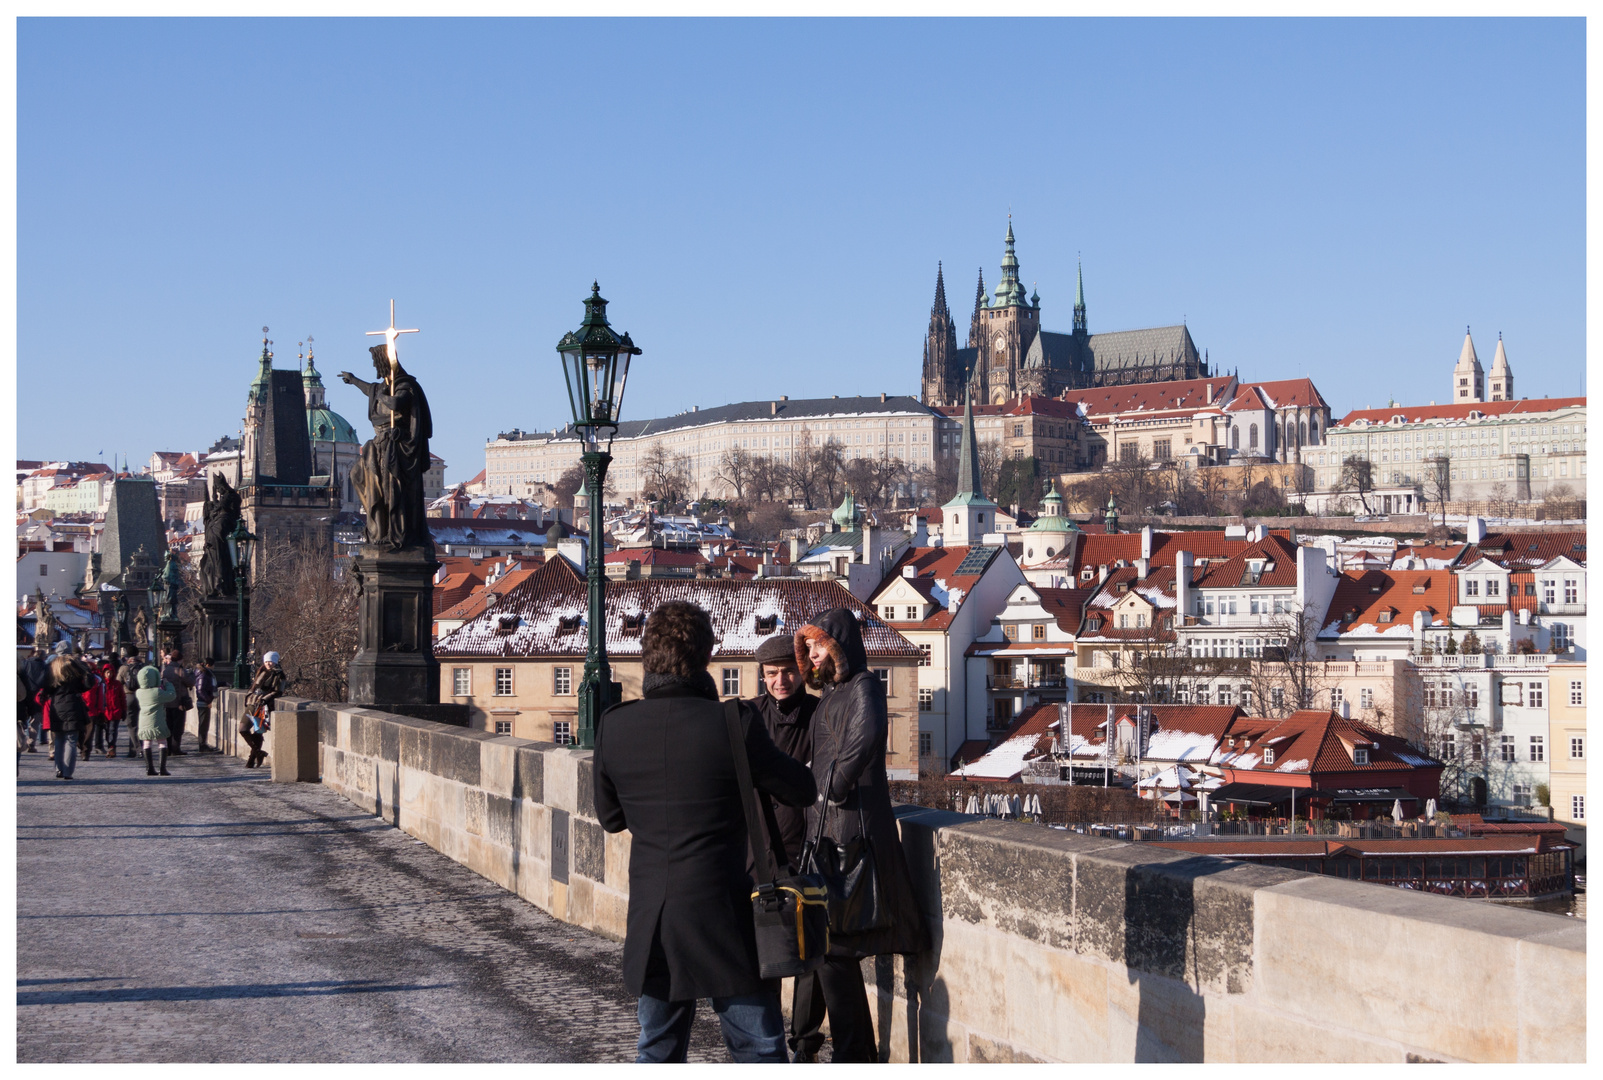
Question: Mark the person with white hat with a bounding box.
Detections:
[241,651,288,769]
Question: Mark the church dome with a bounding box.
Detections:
[1027,481,1080,535]
[307,407,360,446]
[831,490,859,530]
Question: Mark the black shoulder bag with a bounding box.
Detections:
[805,760,891,935]
[723,700,830,979]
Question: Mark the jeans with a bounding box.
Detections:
[195,703,211,748]
[636,992,788,1063]
[105,720,121,751]
[52,732,78,778]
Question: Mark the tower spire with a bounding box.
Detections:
[1073,258,1087,335]
[931,260,949,318]
[994,219,1025,306]
[941,383,996,544]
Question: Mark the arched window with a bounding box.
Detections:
[1285,420,1295,449]
[1311,416,1321,443]
[1232,427,1240,450]
[1249,423,1259,449]
[1299,421,1308,446]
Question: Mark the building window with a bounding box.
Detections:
[1439,733,1456,760]
[1552,623,1572,651]
[1571,736,1585,759]
[1572,795,1585,821]
[1500,734,1517,762]
[1241,688,1253,712]
[1003,624,1016,641]
[1564,579,1578,604]
[1353,747,1369,765]
[905,605,919,622]
[873,668,890,692]
[1032,623,1046,641]
[495,668,515,696]
[1464,579,1479,597]
[1270,687,1284,711]
[553,721,573,746]
[1529,736,1545,762]
[722,668,741,697]
[919,731,932,756]
[918,643,931,667]
[1153,439,1171,461]
[1217,685,1234,705]
[1330,688,1344,709]
[882,605,897,621]
[1013,423,1024,438]
[918,687,933,711]
[494,720,513,735]
[552,667,572,696]
[1360,688,1374,710]
[1513,783,1533,807]
[1528,683,1543,709]
[1543,580,1556,604]
[1570,680,1584,706]
[1263,747,1276,765]
[1486,578,1501,597]
[452,667,472,696]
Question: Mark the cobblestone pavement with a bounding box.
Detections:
[16,743,732,1063]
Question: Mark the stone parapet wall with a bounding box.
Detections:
[225,692,1584,1063]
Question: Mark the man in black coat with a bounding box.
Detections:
[745,633,818,870]
[595,600,817,1064]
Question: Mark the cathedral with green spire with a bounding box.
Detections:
[921,221,1209,407]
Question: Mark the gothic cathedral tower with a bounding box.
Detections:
[980,220,1041,404]
[921,263,960,406]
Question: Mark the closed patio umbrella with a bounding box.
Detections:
[1392,798,1405,821]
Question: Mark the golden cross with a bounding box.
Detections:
[365,299,420,368]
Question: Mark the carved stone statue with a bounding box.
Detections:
[34,588,55,650]
[340,344,434,553]
[200,473,241,598]
[132,604,151,650]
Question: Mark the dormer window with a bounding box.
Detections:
[1249,559,1265,574]
[558,614,582,632]
[495,614,520,634]
[1377,610,1393,623]
[755,614,778,634]
[1263,747,1276,765]
[1353,747,1370,765]
[622,613,644,633]
[1080,567,1094,580]
[1413,583,1427,594]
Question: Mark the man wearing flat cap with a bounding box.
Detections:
[747,632,827,1062]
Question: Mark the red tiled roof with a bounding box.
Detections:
[436,563,921,660]
[1190,534,1301,588]
[951,739,994,767]
[1215,710,1443,777]
[1246,378,1328,410]
[1462,531,1587,571]
[1057,377,1237,419]
[1335,396,1586,427]
[1320,569,1453,637]
[871,545,999,623]
[1057,703,1242,749]
[1223,386,1272,412]
[434,565,554,622]
[1069,528,1269,582]
[604,547,709,568]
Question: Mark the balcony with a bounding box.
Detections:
[1416,653,1556,670]
[1182,612,1285,628]
[987,674,1070,691]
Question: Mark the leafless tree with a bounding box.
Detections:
[640,444,693,505]
[1339,456,1376,514]
[1542,482,1583,521]
[1484,481,1522,521]
[1245,603,1336,719]
[552,464,585,509]
[715,445,756,502]
[1420,455,1451,528]
[251,534,359,703]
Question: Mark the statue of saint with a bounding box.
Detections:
[200,473,241,598]
[132,604,151,650]
[34,588,55,650]
[340,344,434,553]
[157,548,183,620]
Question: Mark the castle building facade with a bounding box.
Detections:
[922,224,1210,408]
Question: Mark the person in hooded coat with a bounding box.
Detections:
[794,607,930,1063]
[134,665,177,777]
[45,655,92,780]
[594,600,817,1063]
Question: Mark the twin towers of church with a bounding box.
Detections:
[920,223,1208,408]
[1452,327,1515,404]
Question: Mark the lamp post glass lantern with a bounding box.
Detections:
[556,283,641,749]
[230,519,258,689]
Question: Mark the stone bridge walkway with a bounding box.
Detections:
[15,745,731,1063]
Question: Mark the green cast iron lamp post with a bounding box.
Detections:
[556,282,641,750]
[229,517,259,690]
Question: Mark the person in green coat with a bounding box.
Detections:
[134,665,176,777]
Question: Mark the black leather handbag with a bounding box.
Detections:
[723,701,829,980]
[803,762,892,935]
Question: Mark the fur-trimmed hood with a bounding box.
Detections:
[794,607,869,686]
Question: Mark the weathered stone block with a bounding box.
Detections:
[479,738,521,799]
[485,794,516,848]
[379,719,400,763]
[576,753,595,818]
[935,821,1076,950]
[464,788,487,837]
[544,750,578,815]
[1515,930,1587,1062]
[513,746,545,804]
[431,731,482,785]
[592,884,629,943]
[399,726,430,772]
[571,818,605,882]
[568,873,595,928]
[603,829,631,889]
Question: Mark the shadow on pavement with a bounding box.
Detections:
[18,979,454,1006]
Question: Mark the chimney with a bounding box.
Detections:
[1340,699,1350,719]
[789,536,805,564]
[1140,524,1153,559]
[780,394,788,401]
[861,521,875,564]
[771,401,778,415]
[879,392,887,403]
[1137,556,1150,580]
[912,515,929,546]
[1467,516,1486,544]
[1205,383,1215,404]
[1097,564,1109,586]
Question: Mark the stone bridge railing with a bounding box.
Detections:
[218,691,1585,1063]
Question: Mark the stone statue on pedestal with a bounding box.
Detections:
[132,604,151,651]
[34,588,55,650]
[155,548,183,621]
[200,473,241,598]
[340,343,434,554]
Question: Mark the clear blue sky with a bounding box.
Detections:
[18,17,1585,484]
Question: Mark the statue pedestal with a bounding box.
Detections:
[197,598,239,688]
[347,545,442,707]
[156,617,186,658]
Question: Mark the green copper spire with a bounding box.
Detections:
[249,334,273,403]
[1028,480,1079,534]
[992,218,1027,307]
[831,489,859,531]
[943,384,996,510]
[1104,492,1119,533]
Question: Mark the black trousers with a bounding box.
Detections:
[791,955,876,1062]
[195,704,211,748]
[166,706,186,751]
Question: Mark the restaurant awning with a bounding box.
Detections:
[1210,783,1341,806]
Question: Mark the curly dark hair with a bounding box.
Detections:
[641,600,715,676]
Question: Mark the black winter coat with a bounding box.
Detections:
[594,673,817,1002]
[800,608,930,959]
[47,665,91,734]
[747,688,818,869]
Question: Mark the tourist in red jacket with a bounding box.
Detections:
[99,659,126,757]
